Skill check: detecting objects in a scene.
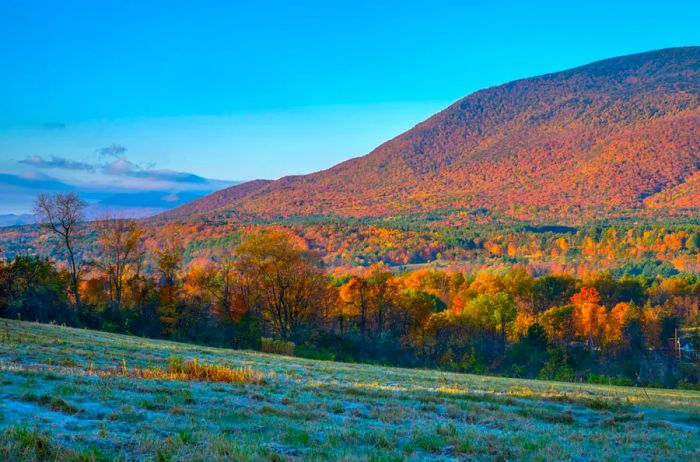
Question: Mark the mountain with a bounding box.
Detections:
[0,214,36,227]
[85,190,229,220]
[165,47,700,223]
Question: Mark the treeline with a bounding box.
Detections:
[2,212,699,278]
[1,196,698,388]
[177,219,700,272]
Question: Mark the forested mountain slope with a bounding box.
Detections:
[166,47,700,222]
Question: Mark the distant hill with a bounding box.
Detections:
[0,213,36,227]
[159,179,271,219]
[164,47,700,223]
[0,188,241,228]
[87,190,226,220]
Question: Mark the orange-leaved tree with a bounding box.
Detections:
[571,287,607,347]
[233,229,332,342]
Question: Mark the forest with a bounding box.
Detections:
[2,194,698,390]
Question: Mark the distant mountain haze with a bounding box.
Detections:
[0,187,239,226]
[162,47,700,223]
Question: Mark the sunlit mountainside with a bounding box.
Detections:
[165,47,700,223]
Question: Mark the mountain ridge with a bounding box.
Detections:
[163,47,700,223]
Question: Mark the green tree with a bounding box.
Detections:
[0,256,71,324]
[467,292,516,355]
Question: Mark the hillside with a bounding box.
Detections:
[1,320,699,460]
[165,47,700,223]
[160,179,271,220]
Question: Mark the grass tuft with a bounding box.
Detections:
[20,393,78,414]
[3,425,54,460]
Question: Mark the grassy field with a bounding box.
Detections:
[0,320,698,461]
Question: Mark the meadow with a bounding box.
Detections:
[0,319,698,461]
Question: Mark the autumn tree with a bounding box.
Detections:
[570,287,608,347]
[155,242,182,334]
[540,304,575,343]
[34,193,86,310]
[364,265,401,350]
[399,289,446,356]
[338,275,370,339]
[157,244,182,300]
[532,274,576,313]
[402,269,451,304]
[188,255,244,324]
[233,229,331,342]
[94,217,143,312]
[606,302,637,347]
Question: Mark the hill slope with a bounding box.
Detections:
[1,320,699,460]
[159,179,271,219]
[168,47,700,222]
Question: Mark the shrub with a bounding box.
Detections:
[261,337,295,356]
[294,344,335,361]
[586,373,633,386]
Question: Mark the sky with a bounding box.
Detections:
[1,0,700,214]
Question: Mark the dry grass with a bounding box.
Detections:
[0,357,267,385]
[137,356,267,384]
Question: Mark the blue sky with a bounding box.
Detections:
[1,0,699,213]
